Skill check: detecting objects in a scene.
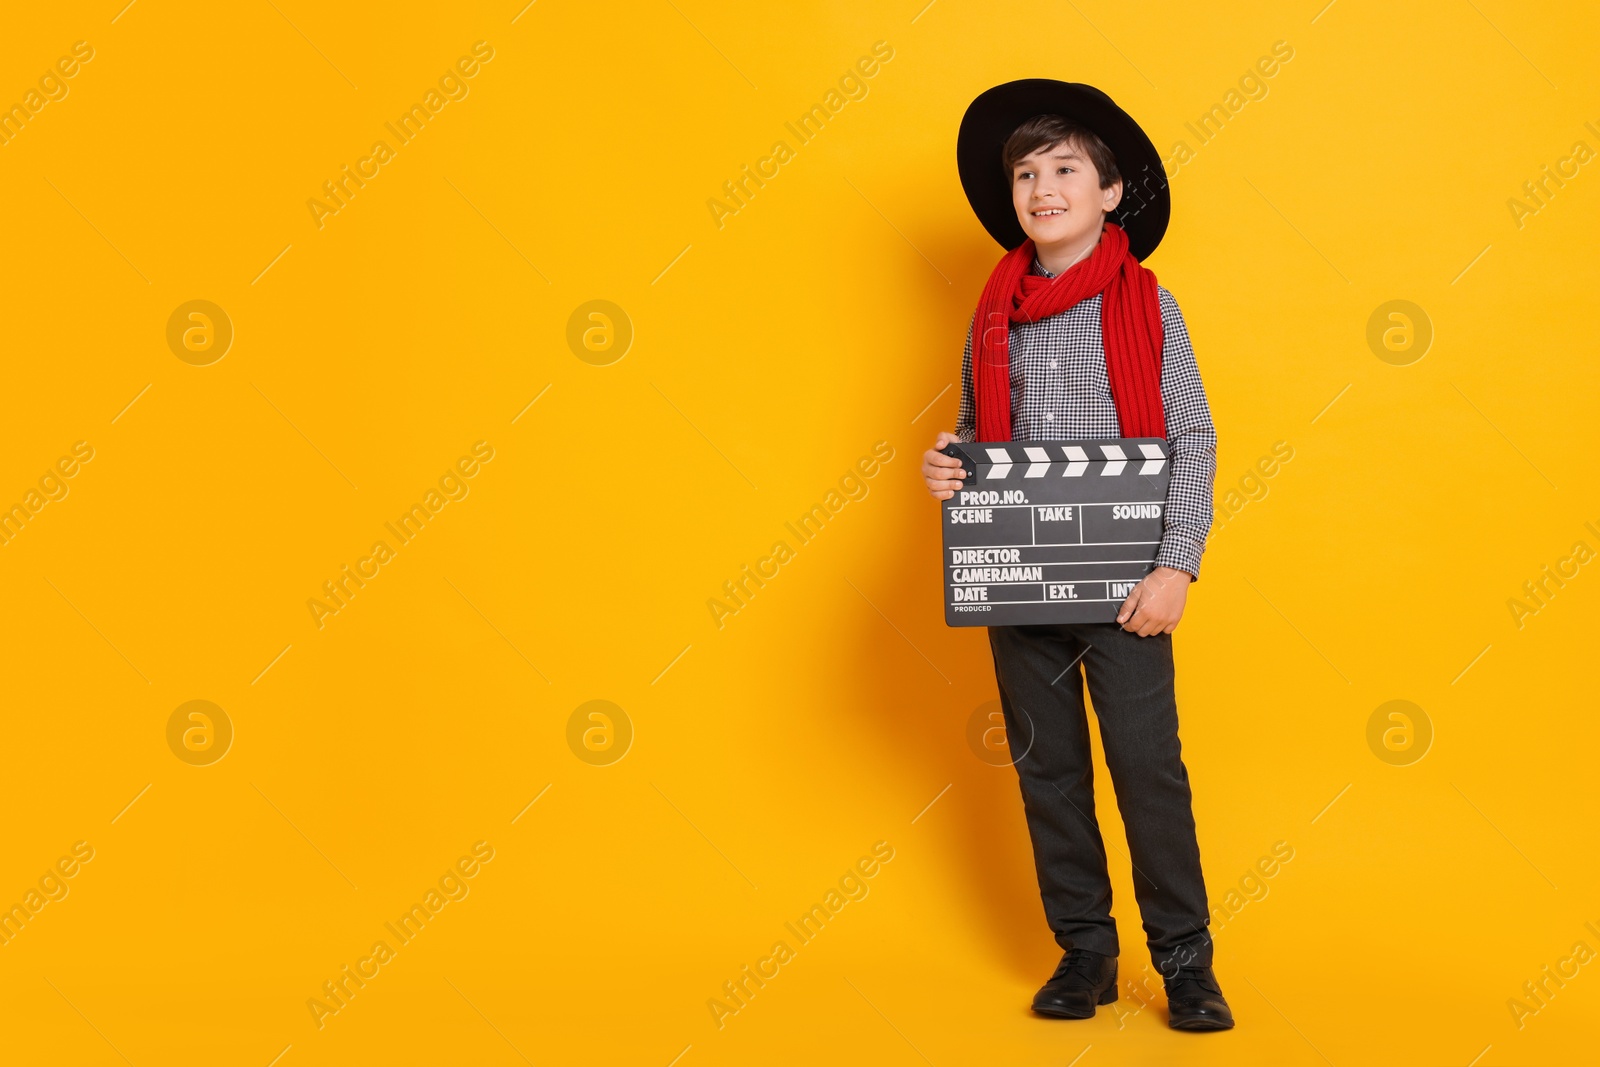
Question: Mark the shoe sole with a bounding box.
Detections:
[1168,1016,1234,1032]
[1032,985,1118,1019]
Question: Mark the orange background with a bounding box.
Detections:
[1,1,1597,1064]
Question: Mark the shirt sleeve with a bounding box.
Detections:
[1152,287,1218,581]
[955,312,977,444]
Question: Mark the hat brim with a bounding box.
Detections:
[957,80,1169,261]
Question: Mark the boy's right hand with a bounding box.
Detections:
[922,431,968,500]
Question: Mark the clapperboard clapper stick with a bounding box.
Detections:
[939,438,1171,626]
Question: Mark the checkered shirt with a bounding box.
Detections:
[954,258,1218,580]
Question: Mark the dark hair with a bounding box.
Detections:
[1001,115,1121,191]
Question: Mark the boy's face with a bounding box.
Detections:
[1010,139,1123,251]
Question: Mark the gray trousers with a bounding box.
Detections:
[987,622,1213,976]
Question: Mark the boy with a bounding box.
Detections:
[922,80,1230,1031]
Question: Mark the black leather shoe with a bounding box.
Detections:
[1163,965,1234,1031]
[1032,948,1118,1019]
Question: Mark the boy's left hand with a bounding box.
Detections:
[1116,566,1191,636]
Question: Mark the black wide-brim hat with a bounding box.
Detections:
[957,79,1169,261]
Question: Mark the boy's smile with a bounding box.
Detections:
[1011,142,1123,272]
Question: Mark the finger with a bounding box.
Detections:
[924,450,963,469]
[1115,587,1143,624]
[934,430,958,448]
[926,478,964,492]
[1126,602,1158,635]
[1139,609,1171,637]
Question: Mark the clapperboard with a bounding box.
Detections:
[940,438,1170,626]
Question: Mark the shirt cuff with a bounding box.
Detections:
[1154,536,1204,582]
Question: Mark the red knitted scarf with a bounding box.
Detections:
[973,221,1165,441]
